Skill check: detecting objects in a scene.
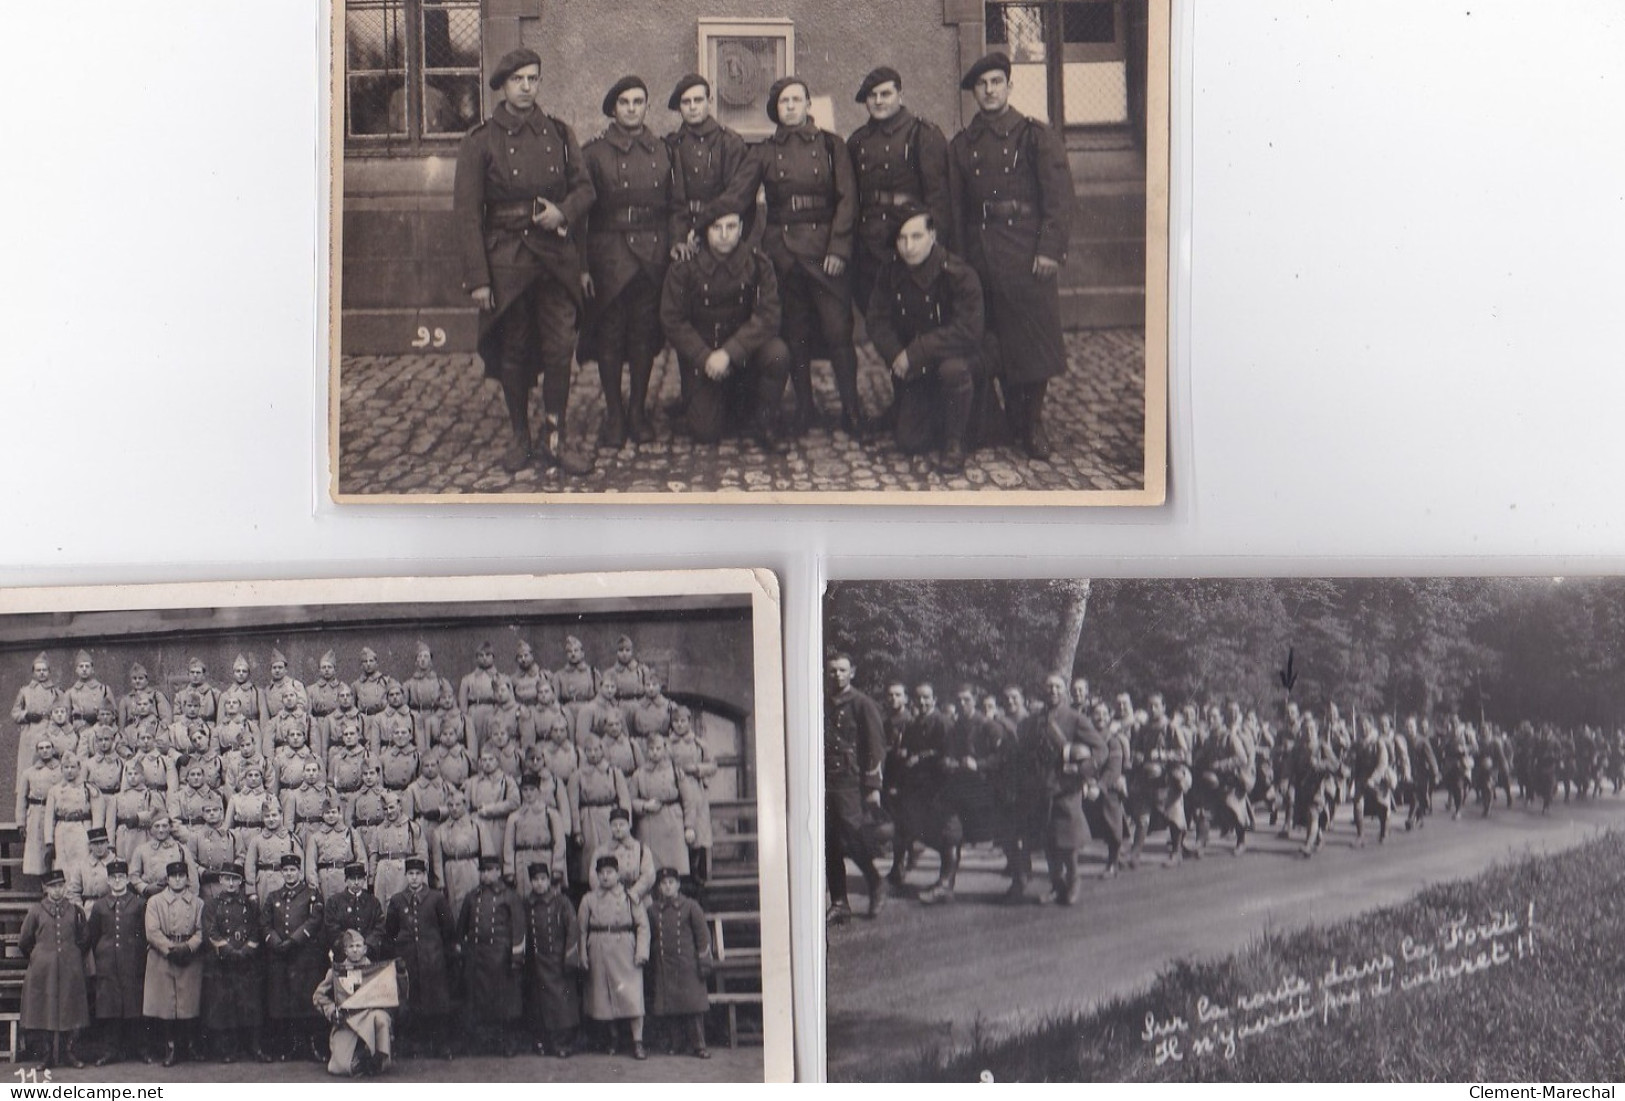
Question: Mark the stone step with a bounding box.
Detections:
[1060,285,1145,330]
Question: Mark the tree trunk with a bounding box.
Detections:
[1048,580,1092,679]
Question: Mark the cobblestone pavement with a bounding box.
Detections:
[336,330,1145,498]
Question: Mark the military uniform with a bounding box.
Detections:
[592,834,655,904]
[243,828,300,905]
[848,106,952,308]
[458,667,502,749]
[143,884,205,1021]
[948,88,1074,455]
[368,816,424,903]
[324,880,386,960]
[580,118,687,445]
[554,661,599,724]
[64,676,116,736]
[660,238,791,445]
[576,881,648,1022]
[430,813,483,914]
[503,802,568,895]
[458,875,527,1044]
[568,761,629,885]
[644,886,711,1018]
[628,757,695,874]
[384,881,455,1021]
[20,893,90,1041]
[307,825,367,900]
[465,769,520,854]
[88,890,147,1033]
[200,885,263,1050]
[261,873,325,1038]
[825,684,885,912]
[866,241,985,465]
[524,880,581,1048]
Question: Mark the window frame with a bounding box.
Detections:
[343,0,485,156]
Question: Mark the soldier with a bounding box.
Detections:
[1351,716,1394,846]
[18,738,64,876]
[348,761,390,851]
[262,853,325,1062]
[129,815,194,897]
[283,757,337,845]
[86,860,145,1066]
[593,807,655,904]
[865,204,986,473]
[78,699,122,761]
[577,854,650,1059]
[307,650,344,743]
[383,856,455,1059]
[185,800,238,902]
[659,205,792,450]
[83,723,128,803]
[167,690,210,756]
[144,860,205,1067]
[644,865,713,1059]
[110,765,164,863]
[504,773,568,896]
[629,733,696,876]
[522,863,581,1057]
[629,675,675,741]
[430,790,483,914]
[454,48,596,475]
[404,752,454,855]
[120,661,171,729]
[575,674,627,746]
[64,650,115,737]
[369,792,424,903]
[466,745,521,856]
[243,801,301,906]
[265,650,308,717]
[580,75,688,448]
[727,76,865,438]
[509,640,549,743]
[1190,702,1255,857]
[324,862,386,961]
[1405,714,1439,829]
[180,658,220,724]
[455,855,527,1056]
[949,52,1074,459]
[20,868,90,1068]
[458,642,502,749]
[223,761,273,829]
[65,827,116,913]
[220,655,268,731]
[569,735,631,890]
[201,863,266,1062]
[352,647,391,723]
[312,928,394,1077]
[328,718,371,808]
[555,635,600,727]
[425,714,475,787]
[666,705,717,886]
[12,654,60,796]
[1291,715,1342,857]
[215,696,260,766]
[1126,692,1192,868]
[368,681,412,758]
[486,683,527,769]
[44,754,104,871]
[540,713,581,784]
[307,801,367,901]
[847,66,951,357]
[824,652,886,923]
[1029,674,1105,906]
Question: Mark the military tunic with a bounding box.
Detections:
[219,683,267,730]
[17,760,63,875]
[457,881,526,1021]
[351,673,391,722]
[44,778,103,870]
[324,887,386,960]
[668,733,717,850]
[465,770,520,855]
[523,891,581,1031]
[64,678,115,734]
[430,815,482,915]
[368,818,424,903]
[592,836,655,904]
[201,891,263,1029]
[384,885,455,1015]
[307,826,367,900]
[848,107,952,301]
[577,884,648,1020]
[568,762,629,883]
[825,685,885,905]
[502,803,567,895]
[20,896,89,1032]
[554,663,599,726]
[629,759,695,874]
[263,882,325,1020]
[947,107,1073,384]
[540,739,579,785]
[645,892,711,1017]
[109,788,165,862]
[12,679,61,789]
[87,891,146,1018]
[243,829,301,905]
[143,887,205,1019]
[666,115,751,231]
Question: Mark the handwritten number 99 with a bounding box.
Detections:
[411,327,448,349]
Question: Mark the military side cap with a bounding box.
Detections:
[405,857,428,873]
[655,866,680,883]
[344,862,368,880]
[960,51,1012,91]
[609,806,631,822]
[278,854,302,869]
[766,76,811,124]
[668,73,709,111]
[594,855,620,872]
[601,75,648,117]
[527,862,554,880]
[856,66,903,102]
[165,861,189,878]
[86,826,109,844]
[43,868,66,886]
[479,855,502,871]
[489,47,543,91]
[107,860,129,875]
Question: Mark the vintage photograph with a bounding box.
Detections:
[330,0,1168,504]
[823,577,1625,1081]
[0,571,790,1082]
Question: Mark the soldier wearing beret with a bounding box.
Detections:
[383,855,455,1059]
[664,74,755,414]
[865,204,985,474]
[949,52,1075,460]
[454,48,597,477]
[580,75,691,449]
[659,204,791,451]
[824,652,887,924]
[720,77,867,439]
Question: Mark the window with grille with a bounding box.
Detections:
[984,1,1129,130]
[345,0,482,152]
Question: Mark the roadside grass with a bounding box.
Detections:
[893,829,1625,1082]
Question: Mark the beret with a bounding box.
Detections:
[856,66,903,103]
[766,76,811,125]
[489,48,542,91]
[668,73,709,111]
[695,199,746,236]
[892,200,934,239]
[601,75,648,118]
[960,51,1012,91]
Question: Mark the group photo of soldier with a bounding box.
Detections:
[822,576,1625,1080]
[0,578,778,1082]
[333,2,1166,500]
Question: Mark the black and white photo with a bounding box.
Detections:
[0,571,790,1082]
[823,577,1625,1082]
[330,0,1168,504]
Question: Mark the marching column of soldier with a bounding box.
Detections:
[824,652,1625,922]
[457,48,1075,479]
[6,635,725,1070]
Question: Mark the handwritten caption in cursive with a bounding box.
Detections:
[1142,902,1536,1066]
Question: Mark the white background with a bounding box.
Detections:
[2,0,1624,1082]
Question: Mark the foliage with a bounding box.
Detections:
[826,578,1625,728]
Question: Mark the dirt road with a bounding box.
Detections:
[825,793,1625,1080]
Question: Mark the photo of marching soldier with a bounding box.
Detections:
[332,1,1167,502]
[0,573,788,1082]
[824,577,1625,1082]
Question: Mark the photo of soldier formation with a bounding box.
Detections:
[6,633,747,1076]
[458,49,1073,480]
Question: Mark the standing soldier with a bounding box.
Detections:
[580,75,689,448]
[64,650,115,739]
[727,77,865,438]
[554,635,599,729]
[1126,692,1192,868]
[324,862,386,961]
[221,655,268,730]
[306,801,367,902]
[265,651,308,716]
[19,869,90,1068]
[262,854,325,1063]
[577,855,650,1059]
[522,864,581,1058]
[454,48,596,475]
[11,654,60,798]
[307,650,344,746]
[824,652,886,924]
[66,827,117,913]
[18,739,66,876]
[352,647,391,725]
[459,642,503,749]
[369,792,424,903]
[504,773,568,896]
[86,860,145,1066]
[243,802,300,906]
[458,855,527,1057]
[1031,674,1105,906]
[143,860,205,1067]
[129,815,194,897]
[569,735,631,891]
[430,791,484,914]
[659,206,792,450]
[383,856,455,1060]
[200,863,266,1062]
[644,866,713,1059]
[119,662,171,729]
[179,659,220,724]
[949,52,1074,459]
[864,204,985,473]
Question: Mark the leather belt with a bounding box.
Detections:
[980,199,1037,222]
[863,189,918,208]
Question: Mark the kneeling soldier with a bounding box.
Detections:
[660,206,791,451]
[866,205,985,474]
